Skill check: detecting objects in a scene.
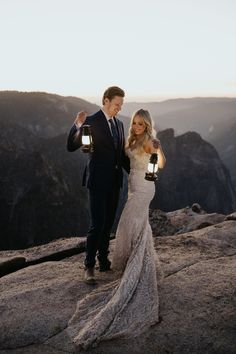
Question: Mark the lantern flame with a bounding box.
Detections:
[148,162,158,173]
[82,136,91,145]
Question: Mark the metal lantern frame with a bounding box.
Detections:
[145,153,158,181]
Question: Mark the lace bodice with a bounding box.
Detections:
[126,148,151,172]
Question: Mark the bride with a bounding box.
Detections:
[67,109,166,349]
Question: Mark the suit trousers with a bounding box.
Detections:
[84,187,120,268]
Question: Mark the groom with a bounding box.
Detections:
[67,86,130,283]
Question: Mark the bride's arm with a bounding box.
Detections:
[144,139,166,169]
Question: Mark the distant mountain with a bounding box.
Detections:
[122,98,236,139]
[0,120,90,250]
[208,116,236,190]
[152,129,236,213]
[0,91,99,138]
[1,91,236,250]
[1,123,235,250]
[0,90,130,139]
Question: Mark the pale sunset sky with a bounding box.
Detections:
[0,0,235,103]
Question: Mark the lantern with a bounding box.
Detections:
[81,125,94,153]
[145,153,158,181]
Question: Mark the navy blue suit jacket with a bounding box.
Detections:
[67,110,130,190]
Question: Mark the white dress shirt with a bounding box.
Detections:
[101,109,115,135]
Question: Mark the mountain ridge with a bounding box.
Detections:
[1,91,235,249]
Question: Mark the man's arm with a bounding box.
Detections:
[66,123,83,152]
[66,111,87,152]
[122,152,130,174]
[120,122,130,174]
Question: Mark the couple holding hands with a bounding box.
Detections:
[66,86,166,349]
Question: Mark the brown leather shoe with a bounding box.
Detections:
[84,267,96,284]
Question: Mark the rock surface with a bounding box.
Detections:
[0,237,86,277]
[226,212,236,221]
[149,205,226,236]
[0,237,86,263]
[0,219,236,353]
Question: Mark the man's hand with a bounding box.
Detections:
[74,111,87,125]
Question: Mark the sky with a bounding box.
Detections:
[0,0,236,103]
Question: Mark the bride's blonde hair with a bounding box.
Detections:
[126,109,156,154]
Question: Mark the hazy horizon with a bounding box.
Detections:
[83,94,236,105]
[1,0,236,99]
[1,89,236,106]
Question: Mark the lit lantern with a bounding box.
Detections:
[145,153,158,181]
[81,125,94,153]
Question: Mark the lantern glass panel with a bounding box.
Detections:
[82,136,90,145]
[148,162,158,173]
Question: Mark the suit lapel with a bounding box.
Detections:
[114,117,123,154]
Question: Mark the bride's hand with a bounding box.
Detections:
[152,138,161,150]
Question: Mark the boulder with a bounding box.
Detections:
[149,209,177,236]
[225,212,236,221]
[150,206,226,236]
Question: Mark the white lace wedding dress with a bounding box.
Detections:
[67,148,163,349]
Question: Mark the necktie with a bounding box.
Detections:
[109,118,118,149]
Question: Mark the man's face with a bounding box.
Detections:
[104,96,124,117]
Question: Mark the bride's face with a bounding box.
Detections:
[132,115,146,136]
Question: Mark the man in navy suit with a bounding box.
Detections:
[67,86,130,283]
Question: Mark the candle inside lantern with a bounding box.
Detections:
[82,135,91,145]
[148,162,158,173]
[81,125,93,153]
